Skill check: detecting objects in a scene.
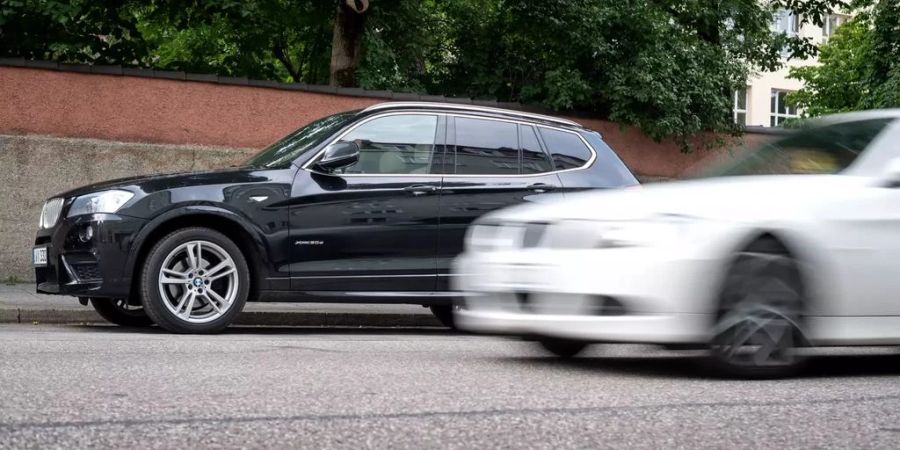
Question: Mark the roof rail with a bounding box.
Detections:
[361,102,581,127]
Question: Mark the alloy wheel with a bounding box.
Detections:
[157,240,239,324]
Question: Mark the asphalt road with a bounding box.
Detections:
[1,325,900,449]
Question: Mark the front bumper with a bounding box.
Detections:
[34,213,147,298]
[452,247,722,344]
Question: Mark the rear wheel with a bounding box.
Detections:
[708,242,807,378]
[538,338,588,358]
[89,298,154,327]
[140,227,250,334]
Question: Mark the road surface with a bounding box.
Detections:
[1,324,899,449]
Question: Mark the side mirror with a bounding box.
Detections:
[882,158,900,187]
[315,141,360,173]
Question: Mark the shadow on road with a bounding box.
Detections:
[64,323,455,336]
[497,351,900,380]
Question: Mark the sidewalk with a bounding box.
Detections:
[0,284,442,327]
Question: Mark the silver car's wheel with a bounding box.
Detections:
[157,240,239,324]
[709,243,807,378]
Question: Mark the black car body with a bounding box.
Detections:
[33,102,638,332]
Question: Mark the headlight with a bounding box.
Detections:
[67,190,134,218]
[39,198,65,229]
[595,215,697,249]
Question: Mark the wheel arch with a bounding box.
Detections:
[127,207,267,303]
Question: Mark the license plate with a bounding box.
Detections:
[32,247,48,266]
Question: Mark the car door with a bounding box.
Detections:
[806,118,900,316]
[437,116,562,290]
[288,113,445,292]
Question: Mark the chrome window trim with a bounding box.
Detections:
[301,111,598,178]
[361,101,581,127]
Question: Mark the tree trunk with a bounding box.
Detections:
[329,1,368,87]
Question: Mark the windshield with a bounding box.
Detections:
[245,111,358,168]
[702,118,893,177]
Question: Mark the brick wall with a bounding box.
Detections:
[0,64,778,179]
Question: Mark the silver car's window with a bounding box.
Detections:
[705,118,894,177]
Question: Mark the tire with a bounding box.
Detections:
[538,338,588,358]
[708,242,807,379]
[430,305,456,329]
[89,298,154,327]
[140,227,250,334]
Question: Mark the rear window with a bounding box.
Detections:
[539,128,593,170]
[520,125,554,174]
[454,117,520,175]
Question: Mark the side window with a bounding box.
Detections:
[335,114,438,174]
[539,127,593,171]
[454,117,519,175]
[520,125,553,174]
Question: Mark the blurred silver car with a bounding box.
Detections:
[453,110,900,378]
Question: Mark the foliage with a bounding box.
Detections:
[789,0,900,116]
[0,0,850,148]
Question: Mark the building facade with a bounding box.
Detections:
[736,10,850,127]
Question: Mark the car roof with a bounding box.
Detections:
[806,109,900,127]
[359,102,584,129]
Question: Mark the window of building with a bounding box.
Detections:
[538,128,593,171]
[733,89,748,125]
[336,114,439,174]
[773,9,800,35]
[770,89,798,127]
[824,14,850,38]
[453,117,520,175]
[773,9,800,57]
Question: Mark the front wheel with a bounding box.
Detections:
[708,246,807,379]
[89,298,154,327]
[140,227,250,334]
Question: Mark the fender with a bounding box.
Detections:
[124,204,274,282]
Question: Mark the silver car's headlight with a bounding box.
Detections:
[67,190,134,218]
[465,223,525,252]
[595,215,697,249]
[39,198,65,229]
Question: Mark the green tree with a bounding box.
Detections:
[0,0,849,148]
[789,0,900,116]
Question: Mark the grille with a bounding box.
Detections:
[72,264,101,281]
[40,198,64,229]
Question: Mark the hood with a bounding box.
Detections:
[54,166,273,199]
[485,175,870,223]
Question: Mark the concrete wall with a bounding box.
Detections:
[0,134,254,282]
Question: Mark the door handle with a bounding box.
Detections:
[403,185,438,195]
[528,183,556,193]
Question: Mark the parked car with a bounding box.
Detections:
[33,102,638,333]
[453,110,900,378]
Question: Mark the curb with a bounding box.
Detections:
[0,308,443,328]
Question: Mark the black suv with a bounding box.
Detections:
[33,102,638,332]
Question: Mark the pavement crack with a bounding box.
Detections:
[3,393,900,431]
